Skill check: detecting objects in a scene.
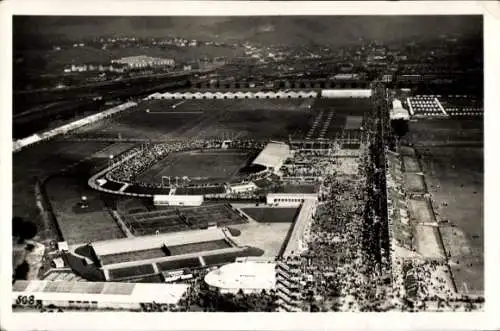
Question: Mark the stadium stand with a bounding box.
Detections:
[252,141,291,172]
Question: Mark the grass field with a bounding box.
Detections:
[408,115,483,295]
[409,118,483,144]
[123,204,247,236]
[413,225,445,259]
[107,263,156,281]
[156,257,201,272]
[419,145,483,295]
[404,173,426,193]
[167,239,231,256]
[46,175,125,245]
[99,248,166,266]
[201,247,265,266]
[13,140,114,242]
[408,199,436,225]
[74,99,317,141]
[137,150,250,185]
[241,207,299,223]
[402,156,422,173]
[231,222,293,257]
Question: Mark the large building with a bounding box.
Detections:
[252,141,291,172]
[153,195,204,207]
[266,193,318,206]
[12,280,189,311]
[204,260,276,294]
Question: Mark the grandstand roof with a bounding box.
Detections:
[91,227,226,257]
[252,141,290,170]
[12,280,188,305]
[204,261,276,291]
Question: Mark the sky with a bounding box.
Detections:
[14,16,482,46]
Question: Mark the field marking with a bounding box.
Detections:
[146,111,204,114]
[172,100,187,108]
[198,256,206,267]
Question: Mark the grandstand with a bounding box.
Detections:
[12,280,188,310]
[407,96,447,117]
[252,141,291,172]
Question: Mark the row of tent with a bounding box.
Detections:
[145,91,319,100]
[13,101,137,152]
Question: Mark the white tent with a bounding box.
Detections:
[193,92,204,99]
[254,92,266,99]
[234,91,246,99]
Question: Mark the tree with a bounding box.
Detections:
[13,261,30,280]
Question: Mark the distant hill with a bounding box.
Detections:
[14,16,482,48]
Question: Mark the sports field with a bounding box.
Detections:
[408,199,436,225]
[404,173,426,193]
[123,204,247,236]
[402,156,422,173]
[13,140,117,242]
[410,115,483,295]
[241,207,299,223]
[74,99,317,141]
[419,145,483,295]
[231,222,293,257]
[413,225,445,259]
[46,175,125,244]
[167,239,231,256]
[137,149,250,185]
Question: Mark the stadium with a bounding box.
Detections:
[12,77,483,312]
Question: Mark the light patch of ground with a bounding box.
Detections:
[402,156,421,172]
[404,173,426,193]
[24,241,45,280]
[408,199,436,225]
[232,222,292,257]
[419,146,483,295]
[413,225,444,259]
[47,176,124,245]
[92,142,137,158]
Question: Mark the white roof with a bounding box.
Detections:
[390,108,410,120]
[12,280,188,305]
[153,195,203,203]
[321,89,372,98]
[91,227,226,256]
[204,261,276,290]
[392,99,403,109]
[252,142,290,169]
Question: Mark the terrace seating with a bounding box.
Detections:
[408,96,444,117]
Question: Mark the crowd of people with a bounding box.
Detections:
[107,139,267,193]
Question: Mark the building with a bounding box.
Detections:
[153,195,203,207]
[266,193,318,206]
[390,99,410,120]
[111,55,175,69]
[204,260,276,294]
[229,182,258,194]
[275,259,303,312]
[252,141,291,172]
[321,89,372,98]
[12,280,189,311]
